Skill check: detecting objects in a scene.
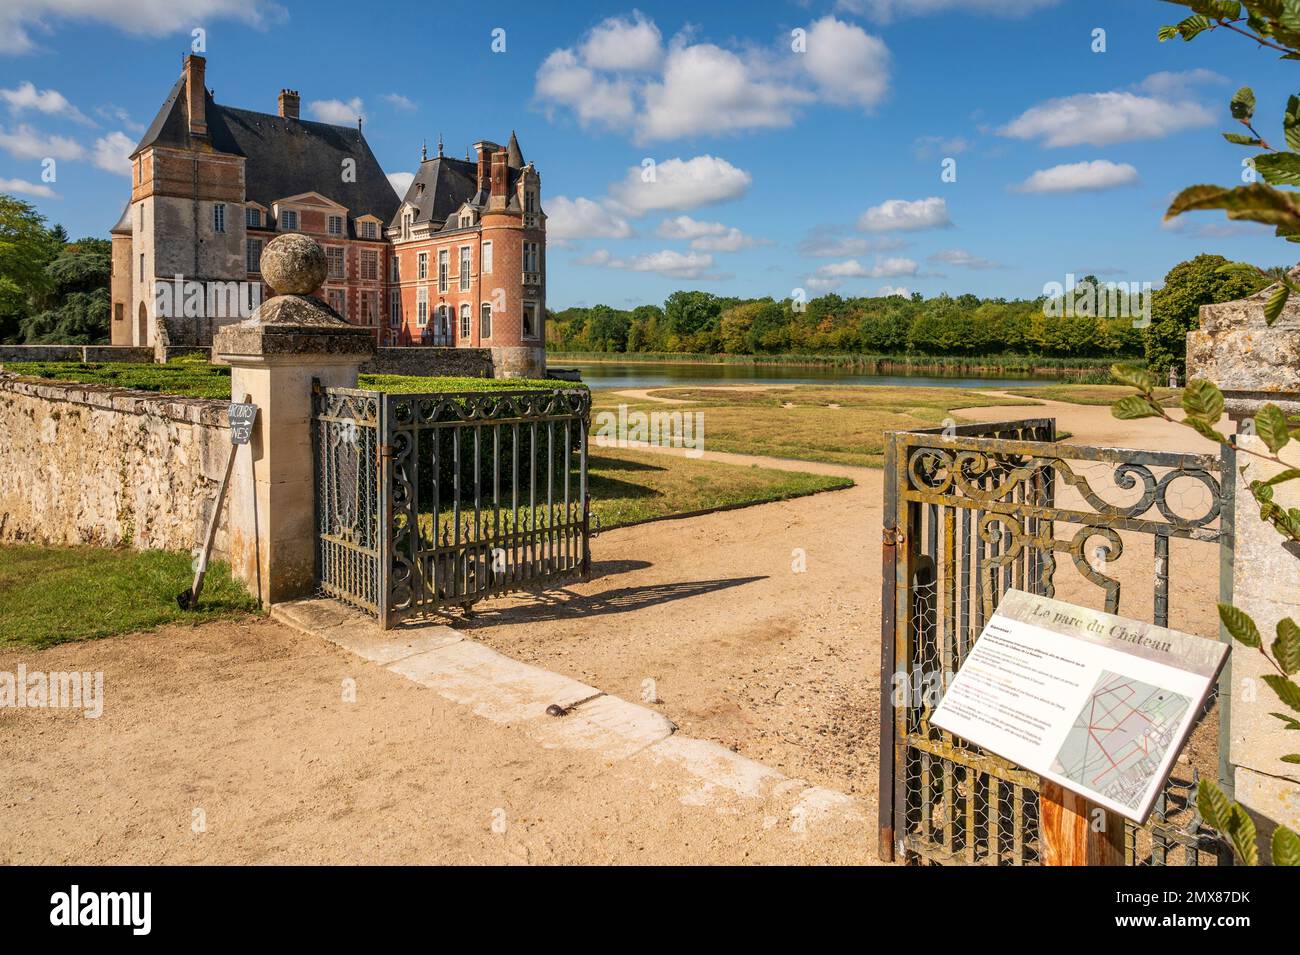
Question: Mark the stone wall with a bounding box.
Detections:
[0,375,232,559]
[362,346,493,378]
[0,345,154,364]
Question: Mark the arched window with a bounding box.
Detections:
[459,303,471,340]
[479,302,492,339]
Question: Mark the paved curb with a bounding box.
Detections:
[272,598,866,833]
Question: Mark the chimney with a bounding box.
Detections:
[185,54,207,138]
[473,140,499,196]
[278,89,300,120]
[489,148,508,212]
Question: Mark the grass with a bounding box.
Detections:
[0,361,582,401]
[586,446,851,529]
[592,385,1034,468]
[0,545,260,649]
[1001,384,1182,407]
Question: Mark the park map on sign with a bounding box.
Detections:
[1051,671,1192,812]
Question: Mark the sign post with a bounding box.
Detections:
[177,399,257,609]
[930,590,1229,866]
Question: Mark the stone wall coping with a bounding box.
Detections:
[0,373,229,427]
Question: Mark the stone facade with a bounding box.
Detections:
[0,375,232,558]
[362,347,493,378]
[1188,275,1300,846]
[0,345,153,364]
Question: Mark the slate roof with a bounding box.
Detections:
[132,81,400,235]
[391,149,526,231]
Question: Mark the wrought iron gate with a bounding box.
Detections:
[879,418,1235,866]
[314,384,592,628]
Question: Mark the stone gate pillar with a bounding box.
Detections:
[213,234,375,605]
[1188,277,1300,843]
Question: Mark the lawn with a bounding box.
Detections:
[592,385,1034,468]
[1001,384,1182,407]
[0,545,260,648]
[587,446,851,529]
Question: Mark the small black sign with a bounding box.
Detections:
[228,402,257,445]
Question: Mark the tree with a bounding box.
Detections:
[0,195,62,342]
[18,237,113,344]
[1144,254,1263,377]
[586,304,630,352]
[663,290,720,339]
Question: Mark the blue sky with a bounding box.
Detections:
[0,0,1295,308]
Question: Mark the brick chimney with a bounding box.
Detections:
[185,54,207,138]
[278,89,300,120]
[473,140,499,196]
[489,148,509,212]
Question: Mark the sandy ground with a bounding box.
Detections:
[461,393,1228,810]
[0,618,870,865]
[0,391,1227,864]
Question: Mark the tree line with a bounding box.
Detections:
[547,254,1270,375]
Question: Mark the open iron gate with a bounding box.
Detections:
[313,384,592,628]
[878,418,1235,866]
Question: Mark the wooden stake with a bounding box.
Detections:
[1040,780,1125,866]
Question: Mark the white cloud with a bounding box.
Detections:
[0,123,83,160]
[1015,159,1139,193]
[912,134,968,159]
[839,0,1058,23]
[535,14,888,143]
[0,81,92,124]
[928,248,1006,269]
[858,197,951,232]
[814,256,920,280]
[998,73,1217,148]
[578,247,724,280]
[535,49,636,130]
[0,0,287,56]
[97,104,144,134]
[91,131,134,175]
[307,97,364,125]
[380,93,416,111]
[580,12,663,71]
[655,214,765,251]
[801,16,890,109]
[798,227,905,257]
[877,285,910,297]
[547,196,634,241]
[0,176,57,198]
[609,155,751,215]
[387,171,414,196]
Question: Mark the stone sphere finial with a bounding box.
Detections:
[260,233,327,296]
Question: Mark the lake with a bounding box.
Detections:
[560,360,1058,391]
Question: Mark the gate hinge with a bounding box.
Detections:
[883,526,906,547]
[378,443,394,458]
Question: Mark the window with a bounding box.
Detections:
[390,256,400,282]
[417,252,428,280]
[402,212,413,239]
[247,238,263,273]
[213,203,226,233]
[361,250,378,281]
[246,207,260,229]
[438,305,450,337]
[328,289,345,315]
[522,301,538,339]
[459,214,471,228]
[360,291,376,326]
[327,215,343,236]
[390,298,402,327]
[482,241,493,274]
[525,191,536,213]
[460,303,471,340]
[280,209,298,231]
[416,288,428,326]
[360,220,377,240]
[136,161,142,185]
[459,247,471,291]
[139,253,144,281]
[326,246,345,279]
[438,249,449,293]
[480,302,492,339]
[523,241,539,274]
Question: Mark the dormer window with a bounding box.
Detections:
[459,213,472,228]
[246,207,260,228]
[327,215,344,236]
[280,210,298,231]
[360,220,378,240]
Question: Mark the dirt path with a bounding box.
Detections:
[0,618,871,864]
